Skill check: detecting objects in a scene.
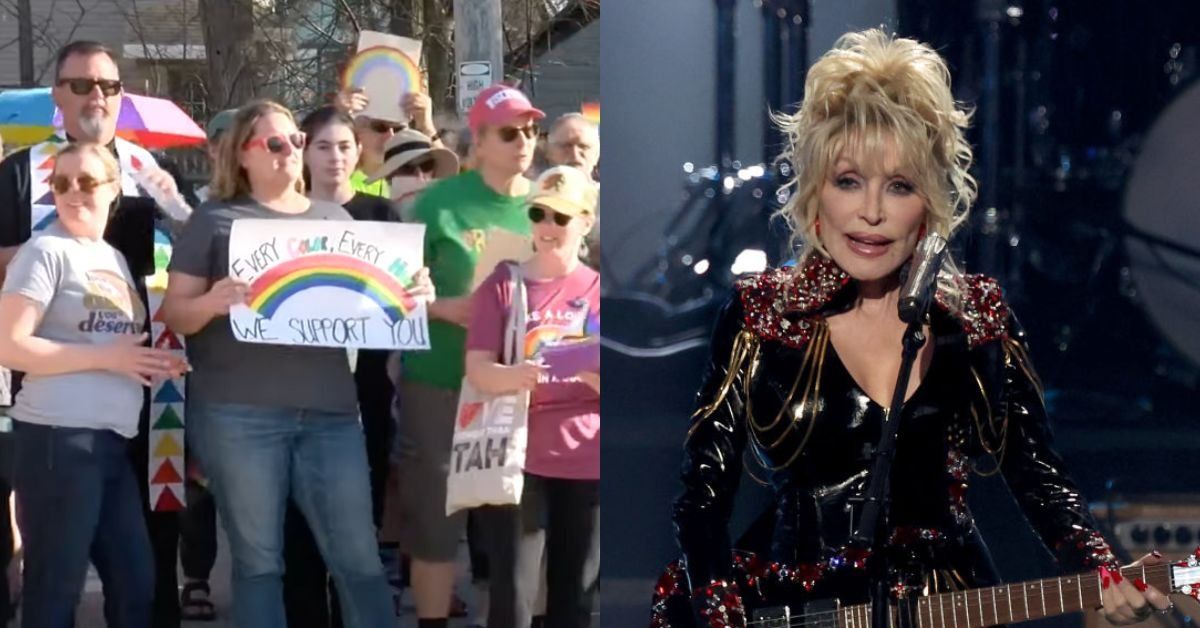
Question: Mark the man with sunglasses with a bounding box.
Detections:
[335,87,441,199]
[0,40,190,628]
[0,41,185,276]
[393,84,543,628]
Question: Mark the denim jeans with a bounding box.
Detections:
[13,421,154,628]
[188,402,393,628]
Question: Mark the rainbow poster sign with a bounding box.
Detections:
[343,31,423,124]
[227,219,429,350]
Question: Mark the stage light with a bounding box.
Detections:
[731,249,767,275]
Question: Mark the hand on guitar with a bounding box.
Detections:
[1097,552,1173,625]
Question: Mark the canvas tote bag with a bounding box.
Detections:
[446,263,530,514]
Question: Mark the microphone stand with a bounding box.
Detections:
[850,256,943,628]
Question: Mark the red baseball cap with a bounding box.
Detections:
[468,84,545,134]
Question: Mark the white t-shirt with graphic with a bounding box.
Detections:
[2,223,147,436]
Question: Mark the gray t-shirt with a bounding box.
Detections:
[2,224,146,436]
[168,197,357,413]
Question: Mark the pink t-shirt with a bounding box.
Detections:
[466,263,600,480]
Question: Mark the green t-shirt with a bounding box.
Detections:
[350,169,389,198]
[404,170,531,389]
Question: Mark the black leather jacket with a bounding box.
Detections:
[673,257,1117,604]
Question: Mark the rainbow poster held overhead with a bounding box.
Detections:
[227,219,429,350]
[343,31,424,124]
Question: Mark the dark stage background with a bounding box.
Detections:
[601,1,1200,626]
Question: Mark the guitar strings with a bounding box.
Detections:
[740,563,1175,628]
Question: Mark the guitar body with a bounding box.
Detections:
[651,549,888,627]
[650,547,1200,628]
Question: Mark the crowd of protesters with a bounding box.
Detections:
[0,39,600,628]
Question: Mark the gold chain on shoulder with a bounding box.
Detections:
[684,321,832,471]
[747,320,830,471]
[1003,336,1044,398]
[970,337,1043,476]
[687,330,759,440]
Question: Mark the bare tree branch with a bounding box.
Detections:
[111,0,160,91]
[32,0,90,83]
[335,0,362,34]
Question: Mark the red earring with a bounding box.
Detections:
[918,224,927,239]
[814,218,821,237]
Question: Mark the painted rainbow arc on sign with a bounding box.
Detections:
[247,253,419,324]
[342,46,422,94]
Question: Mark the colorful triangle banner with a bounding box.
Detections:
[154,329,183,350]
[33,210,58,231]
[154,485,185,511]
[33,154,56,172]
[153,433,183,458]
[150,458,183,484]
[153,380,184,404]
[152,405,184,429]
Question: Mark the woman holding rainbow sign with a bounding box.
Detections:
[160,99,433,628]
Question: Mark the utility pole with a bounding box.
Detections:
[18,0,34,85]
[453,0,504,116]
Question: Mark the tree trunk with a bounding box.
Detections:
[424,0,454,113]
[200,0,259,111]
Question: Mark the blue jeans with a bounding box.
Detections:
[13,421,154,628]
[188,402,393,628]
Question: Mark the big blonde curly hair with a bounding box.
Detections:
[773,29,977,301]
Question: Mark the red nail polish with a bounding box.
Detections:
[1112,570,1124,585]
[1134,578,1149,592]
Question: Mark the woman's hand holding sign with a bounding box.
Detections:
[408,267,436,305]
[203,277,250,316]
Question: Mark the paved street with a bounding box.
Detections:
[67,526,482,628]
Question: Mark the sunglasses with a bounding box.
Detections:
[51,174,115,194]
[498,124,539,143]
[243,132,306,154]
[397,158,437,177]
[529,206,573,227]
[57,78,122,97]
[369,120,406,134]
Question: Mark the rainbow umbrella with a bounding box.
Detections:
[0,88,57,145]
[0,87,206,149]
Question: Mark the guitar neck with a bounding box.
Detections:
[833,565,1173,628]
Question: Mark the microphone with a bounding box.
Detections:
[898,233,948,324]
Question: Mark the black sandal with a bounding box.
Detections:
[450,593,469,618]
[180,581,216,621]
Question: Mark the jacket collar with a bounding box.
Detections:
[736,255,1011,348]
